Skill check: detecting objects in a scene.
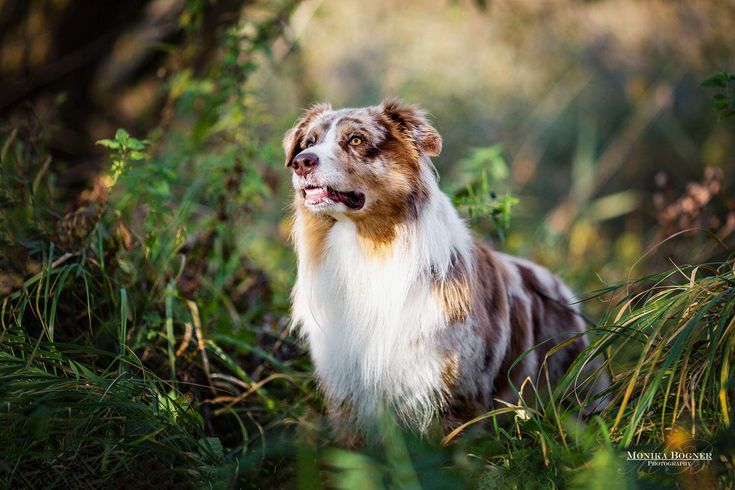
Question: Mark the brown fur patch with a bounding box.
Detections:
[380,98,442,157]
[350,112,430,249]
[441,354,460,392]
[296,206,335,265]
[460,243,514,408]
[458,246,591,408]
[326,397,364,448]
[433,253,473,324]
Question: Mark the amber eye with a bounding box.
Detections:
[349,136,363,146]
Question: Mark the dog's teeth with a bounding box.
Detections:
[304,187,328,200]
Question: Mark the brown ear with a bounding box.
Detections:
[380,98,442,157]
[283,103,331,167]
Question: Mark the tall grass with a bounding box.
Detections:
[1,129,254,487]
[600,259,735,446]
[0,332,235,488]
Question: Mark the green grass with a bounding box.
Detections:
[0,335,234,488]
[600,260,735,445]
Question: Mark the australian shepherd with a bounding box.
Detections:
[284,99,609,436]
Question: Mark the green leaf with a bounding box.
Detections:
[114,128,130,144]
[199,437,225,460]
[127,139,146,151]
[96,139,120,149]
[701,71,734,88]
[129,150,148,161]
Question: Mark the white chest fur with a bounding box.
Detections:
[291,194,474,430]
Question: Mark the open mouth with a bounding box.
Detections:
[301,185,365,210]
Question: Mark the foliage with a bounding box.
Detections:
[451,145,519,242]
[702,72,735,120]
[0,126,230,487]
[95,129,151,186]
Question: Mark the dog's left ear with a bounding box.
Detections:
[380,98,442,157]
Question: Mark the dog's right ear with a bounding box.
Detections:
[283,103,331,167]
[379,98,442,157]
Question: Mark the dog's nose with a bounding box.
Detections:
[291,153,319,177]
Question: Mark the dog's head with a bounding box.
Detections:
[283,99,441,223]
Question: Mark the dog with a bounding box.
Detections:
[284,99,609,435]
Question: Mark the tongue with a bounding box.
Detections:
[304,187,329,201]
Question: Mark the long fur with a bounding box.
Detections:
[285,99,609,435]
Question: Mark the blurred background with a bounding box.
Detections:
[2,0,735,487]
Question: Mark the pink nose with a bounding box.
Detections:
[290,153,319,177]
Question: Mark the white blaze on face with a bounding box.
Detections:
[291,114,343,191]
